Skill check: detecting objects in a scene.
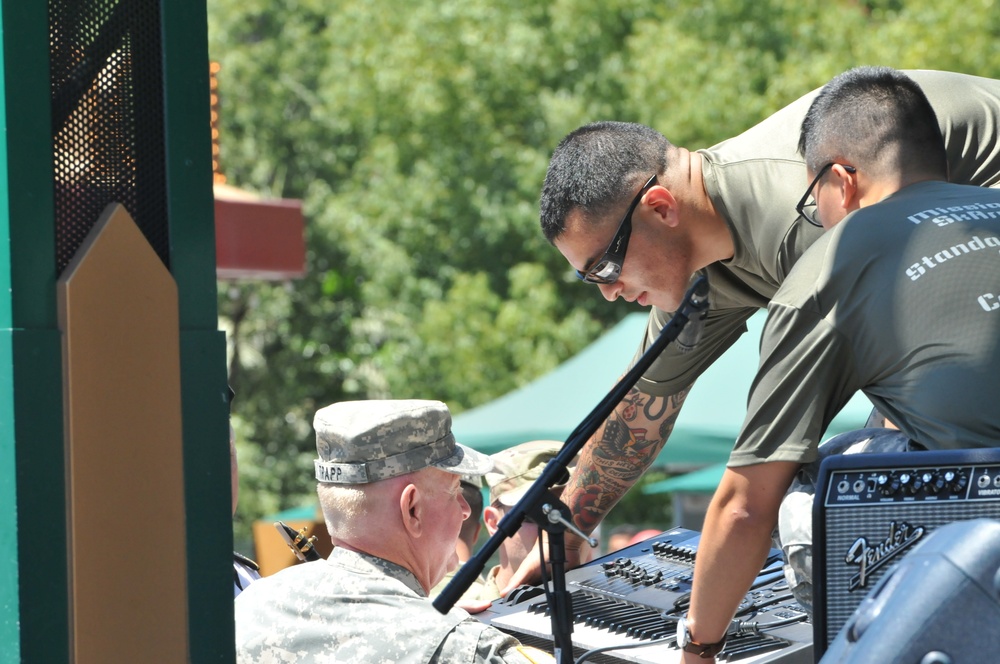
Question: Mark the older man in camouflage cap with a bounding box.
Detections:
[234,399,550,663]
[479,440,578,602]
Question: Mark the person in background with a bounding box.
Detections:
[431,474,487,601]
[605,524,640,554]
[628,529,663,546]
[234,399,551,663]
[479,440,577,601]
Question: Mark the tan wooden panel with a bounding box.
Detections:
[58,203,188,662]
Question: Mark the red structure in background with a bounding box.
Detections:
[214,184,306,280]
[211,62,305,280]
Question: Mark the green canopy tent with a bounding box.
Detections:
[452,311,875,470]
[645,464,727,494]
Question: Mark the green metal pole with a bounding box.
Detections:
[0,1,68,662]
[161,1,234,660]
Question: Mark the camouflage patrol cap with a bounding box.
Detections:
[485,440,573,507]
[313,399,493,484]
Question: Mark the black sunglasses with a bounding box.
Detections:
[796,162,857,227]
[576,174,658,284]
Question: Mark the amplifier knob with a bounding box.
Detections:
[944,470,968,493]
[877,472,901,496]
[923,471,945,494]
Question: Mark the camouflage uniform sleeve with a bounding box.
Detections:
[435,619,550,664]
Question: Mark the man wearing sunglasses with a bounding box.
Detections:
[680,66,1000,662]
[504,69,1000,603]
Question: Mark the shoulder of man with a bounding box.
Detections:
[434,617,553,664]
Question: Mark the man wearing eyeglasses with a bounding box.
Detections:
[504,70,1000,601]
[679,66,1000,662]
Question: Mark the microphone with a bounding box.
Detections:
[675,275,710,354]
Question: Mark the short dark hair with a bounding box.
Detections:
[798,66,947,180]
[539,121,671,243]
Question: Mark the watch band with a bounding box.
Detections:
[682,637,727,659]
[676,617,727,659]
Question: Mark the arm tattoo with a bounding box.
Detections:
[566,386,690,532]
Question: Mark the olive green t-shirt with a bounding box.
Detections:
[634,70,1000,396]
[730,181,1000,466]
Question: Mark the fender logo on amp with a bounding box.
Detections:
[844,520,925,591]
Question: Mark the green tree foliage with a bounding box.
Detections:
[209,0,1000,547]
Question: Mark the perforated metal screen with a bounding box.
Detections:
[50,0,169,274]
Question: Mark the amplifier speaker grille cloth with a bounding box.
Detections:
[821,499,1000,644]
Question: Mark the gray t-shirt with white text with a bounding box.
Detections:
[731,181,1000,465]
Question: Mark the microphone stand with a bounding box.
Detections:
[433,274,710,664]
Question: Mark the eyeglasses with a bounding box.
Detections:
[576,174,658,284]
[796,162,856,227]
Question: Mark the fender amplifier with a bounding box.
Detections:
[813,447,1000,657]
[820,518,1000,663]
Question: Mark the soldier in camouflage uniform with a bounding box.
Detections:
[234,399,551,663]
[479,440,578,602]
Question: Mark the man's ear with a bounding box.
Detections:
[833,164,860,213]
[399,482,423,538]
[644,185,679,227]
[482,505,502,536]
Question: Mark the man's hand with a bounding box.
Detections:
[456,597,493,614]
[685,463,801,654]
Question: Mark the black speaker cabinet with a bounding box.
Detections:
[813,448,1000,657]
[820,518,1000,663]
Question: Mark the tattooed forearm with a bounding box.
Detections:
[659,386,689,440]
[564,386,690,533]
[643,391,668,421]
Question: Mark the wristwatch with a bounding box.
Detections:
[675,617,727,659]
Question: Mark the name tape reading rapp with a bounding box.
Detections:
[315,460,370,483]
[908,202,1000,226]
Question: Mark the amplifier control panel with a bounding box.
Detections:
[822,461,1000,505]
